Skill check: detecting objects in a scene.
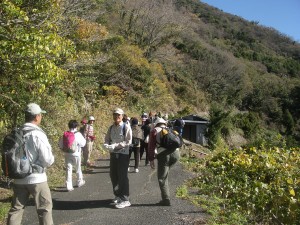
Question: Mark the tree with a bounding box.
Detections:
[116,0,185,58]
[0,0,75,127]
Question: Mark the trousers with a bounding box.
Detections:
[7,181,53,225]
[156,149,180,200]
[110,153,130,201]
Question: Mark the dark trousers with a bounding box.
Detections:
[129,146,140,169]
[110,153,130,201]
[140,141,149,164]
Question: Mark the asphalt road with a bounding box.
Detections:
[21,156,207,225]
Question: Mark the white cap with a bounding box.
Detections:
[155,118,166,127]
[25,103,46,115]
[89,116,95,121]
[113,108,124,115]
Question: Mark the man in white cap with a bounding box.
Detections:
[83,115,95,168]
[103,108,132,209]
[7,103,55,225]
[148,118,180,206]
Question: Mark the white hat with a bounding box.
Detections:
[25,103,46,115]
[113,108,124,115]
[155,118,166,127]
[89,116,95,121]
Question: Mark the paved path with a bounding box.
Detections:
[21,157,206,225]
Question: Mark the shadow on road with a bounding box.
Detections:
[53,199,114,210]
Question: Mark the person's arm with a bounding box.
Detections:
[148,129,157,169]
[76,132,86,148]
[104,126,111,144]
[35,132,54,168]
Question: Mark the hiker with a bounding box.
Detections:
[59,120,86,191]
[103,108,132,209]
[129,117,143,173]
[140,118,151,166]
[79,118,87,136]
[141,112,148,125]
[122,114,131,125]
[7,103,55,225]
[83,116,96,168]
[173,117,185,137]
[148,118,180,206]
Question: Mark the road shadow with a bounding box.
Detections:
[96,158,110,162]
[83,170,109,174]
[53,199,114,210]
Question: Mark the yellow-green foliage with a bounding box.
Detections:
[186,146,300,224]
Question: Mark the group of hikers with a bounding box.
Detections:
[4,103,185,225]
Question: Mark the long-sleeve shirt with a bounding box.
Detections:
[84,124,94,141]
[104,122,132,155]
[14,123,54,185]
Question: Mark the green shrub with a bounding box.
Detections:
[189,146,300,224]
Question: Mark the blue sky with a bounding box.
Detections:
[200,0,300,42]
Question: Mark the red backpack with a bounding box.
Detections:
[62,131,77,153]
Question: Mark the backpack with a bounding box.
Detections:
[132,137,140,147]
[158,128,183,154]
[62,131,78,153]
[1,127,35,179]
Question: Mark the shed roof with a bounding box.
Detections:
[182,115,209,122]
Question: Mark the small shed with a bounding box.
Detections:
[180,115,209,145]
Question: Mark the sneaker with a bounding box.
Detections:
[112,197,121,205]
[77,180,86,187]
[134,168,139,173]
[67,188,74,192]
[115,200,131,209]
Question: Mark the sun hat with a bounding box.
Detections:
[89,116,95,121]
[155,118,166,127]
[81,118,87,124]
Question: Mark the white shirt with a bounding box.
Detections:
[14,123,54,185]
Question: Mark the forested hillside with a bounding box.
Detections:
[1,1,300,224]
[1,0,300,149]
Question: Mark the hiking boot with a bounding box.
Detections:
[115,200,131,209]
[157,199,171,206]
[77,180,86,187]
[134,168,139,173]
